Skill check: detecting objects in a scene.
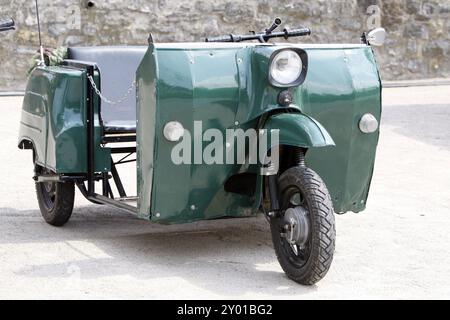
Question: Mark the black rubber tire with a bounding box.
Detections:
[270,166,335,285]
[35,175,75,227]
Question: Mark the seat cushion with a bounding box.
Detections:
[68,46,147,132]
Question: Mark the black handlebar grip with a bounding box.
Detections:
[0,18,15,30]
[286,28,311,37]
[205,35,233,42]
[266,17,282,34]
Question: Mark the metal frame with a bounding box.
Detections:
[60,60,138,214]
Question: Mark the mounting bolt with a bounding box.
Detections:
[155,212,160,218]
[278,90,293,106]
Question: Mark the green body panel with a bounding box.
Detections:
[137,45,257,223]
[297,46,381,212]
[19,43,381,223]
[137,43,381,223]
[18,66,110,173]
[263,112,335,148]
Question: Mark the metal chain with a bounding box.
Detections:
[87,75,136,105]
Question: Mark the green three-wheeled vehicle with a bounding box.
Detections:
[3,16,385,284]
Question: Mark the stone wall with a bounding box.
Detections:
[0,0,449,90]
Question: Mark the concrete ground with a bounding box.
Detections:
[0,86,449,299]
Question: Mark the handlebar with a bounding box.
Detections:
[206,35,235,43]
[206,27,311,43]
[265,18,282,34]
[0,18,15,32]
[286,28,312,38]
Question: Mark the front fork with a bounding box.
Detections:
[267,174,280,218]
[265,147,306,218]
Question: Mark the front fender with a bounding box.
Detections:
[263,112,335,149]
[253,112,334,213]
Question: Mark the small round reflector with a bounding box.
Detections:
[359,113,378,133]
[163,121,184,141]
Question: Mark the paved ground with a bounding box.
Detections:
[0,86,449,299]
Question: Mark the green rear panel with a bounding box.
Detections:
[18,66,110,173]
[137,43,381,224]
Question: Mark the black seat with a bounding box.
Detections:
[67,46,147,134]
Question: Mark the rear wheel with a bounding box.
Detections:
[270,166,335,285]
[35,166,75,226]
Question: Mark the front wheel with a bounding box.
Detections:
[35,166,75,226]
[270,166,335,285]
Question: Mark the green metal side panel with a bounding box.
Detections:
[138,46,256,224]
[19,69,48,169]
[297,47,381,213]
[18,66,110,173]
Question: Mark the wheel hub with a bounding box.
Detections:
[284,206,310,247]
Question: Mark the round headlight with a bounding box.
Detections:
[270,50,303,86]
[163,121,184,141]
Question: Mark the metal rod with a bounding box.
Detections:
[107,180,114,199]
[116,158,136,165]
[86,66,95,196]
[115,196,138,201]
[102,172,108,196]
[89,194,137,214]
[33,174,86,182]
[111,157,127,198]
[206,27,311,43]
[116,152,133,164]
[34,0,45,65]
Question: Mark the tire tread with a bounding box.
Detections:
[35,181,75,227]
[271,166,336,285]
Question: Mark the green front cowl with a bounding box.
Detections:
[136,43,381,223]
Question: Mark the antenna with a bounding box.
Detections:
[34,0,45,66]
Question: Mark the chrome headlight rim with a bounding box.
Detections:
[268,48,308,88]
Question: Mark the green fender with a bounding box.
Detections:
[253,112,335,212]
[263,112,335,148]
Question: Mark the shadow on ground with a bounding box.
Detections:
[1,206,316,296]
